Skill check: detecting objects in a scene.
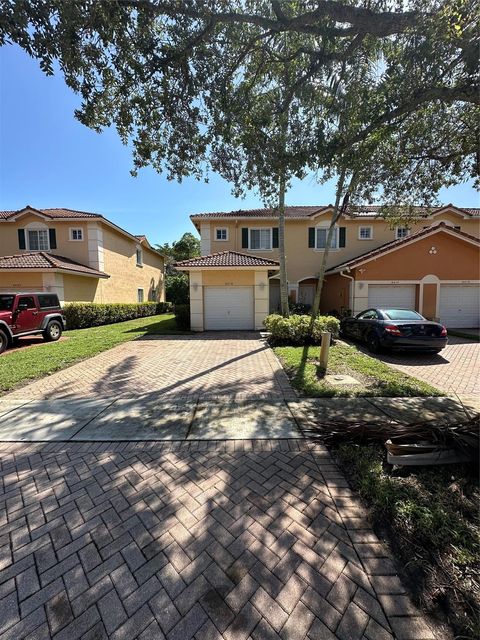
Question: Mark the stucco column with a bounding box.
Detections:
[42,272,65,304]
[87,223,105,271]
[254,270,269,330]
[288,283,298,303]
[189,271,204,331]
[200,224,211,256]
[353,281,369,314]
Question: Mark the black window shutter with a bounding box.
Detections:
[272,227,279,248]
[241,228,249,249]
[339,227,346,248]
[49,229,57,250]
[18,229,26,250]
[308,227,315,248]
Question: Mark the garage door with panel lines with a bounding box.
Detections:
[368,285,416,310]
[439,284,480,328]
[204,287,254,330]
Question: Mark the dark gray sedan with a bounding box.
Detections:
[340,308,448,354]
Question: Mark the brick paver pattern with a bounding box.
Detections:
[0,440,434,640]
[368,337,479,395]
[4,334,293,402]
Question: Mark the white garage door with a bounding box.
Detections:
[204,286,254,330]
[368,284,416,310]
[439,284,480,328]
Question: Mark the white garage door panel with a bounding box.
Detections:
[204,286,254,330]
[368,285,416,310]
[439,285,480,328]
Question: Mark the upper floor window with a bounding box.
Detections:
[216,228,228,241]
[250,228,272,250]
[358,226,373,240]
[395,227,409,240]
[70,228,83,241]
[316,226,338,249]
[28,229,49,251]
[136,248,143,266]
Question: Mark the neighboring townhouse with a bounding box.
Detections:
[0,206,165,304]
[178,204,480,330]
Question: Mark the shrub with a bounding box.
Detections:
[264,313,340,345]
[63,301,173,329]
[174,304,190,330]
[166,273,190,305]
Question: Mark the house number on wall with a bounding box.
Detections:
[225,282,234,286]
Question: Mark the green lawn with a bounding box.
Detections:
[335,444,479,638]
[274,341,442,397]
[0,313,187,394]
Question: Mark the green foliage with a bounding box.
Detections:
[165,273,189,305]
[157,233,200,265]
[335,444,479,637]
[0,314,186,393]
[64,302,172,329]
[174,304,190,330]
[264,314,339,346]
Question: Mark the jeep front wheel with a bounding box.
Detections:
[43,320,62,342]
[0,330,8,354]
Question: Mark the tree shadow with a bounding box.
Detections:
[0,439,380,639]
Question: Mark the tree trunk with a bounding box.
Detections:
[278,172,289,316]
[310,167,355,328]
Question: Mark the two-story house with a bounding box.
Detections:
[177,204,480,331]
[0,206,165,304]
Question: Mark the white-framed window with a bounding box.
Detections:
[395,227,409,239]
[315,226,338,250]
[28,229,49,251]
[215,228,228,241]
[70,228,83,241]
[358,226,373,240]
[249,228,272,250]
[136,247,143,266]
[137,288,144,303]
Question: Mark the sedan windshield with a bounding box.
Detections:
[0,295,14,311]
[383,309,424,320]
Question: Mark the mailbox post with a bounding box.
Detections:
[319,331,331,369]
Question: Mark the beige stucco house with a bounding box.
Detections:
[179,204,480,330]
[0,206,165,304]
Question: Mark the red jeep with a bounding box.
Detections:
[0,292,66,354]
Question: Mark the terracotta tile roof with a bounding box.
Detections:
[191,204,480,221]
[0,252,109,278]
[175,250,279,268]
[326,223,480,273]
[0,206,102,220]
[191,206,330,220]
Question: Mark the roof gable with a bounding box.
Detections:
[327,223,480,273]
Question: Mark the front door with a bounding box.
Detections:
[13,295,39,334]
[298,284,315,307]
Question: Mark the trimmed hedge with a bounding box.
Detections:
[264,313,340,345]
[64,302,173,329]
[174,304,190,330]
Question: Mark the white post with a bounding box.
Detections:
[319,331,331,370]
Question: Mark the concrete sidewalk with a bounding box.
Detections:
[0,394,476,442]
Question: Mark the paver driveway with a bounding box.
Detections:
[356,336,479,396]
[4,333,293,402]
[0,440,435,640]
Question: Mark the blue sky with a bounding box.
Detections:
[1,44,478,246]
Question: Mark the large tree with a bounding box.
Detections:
[1,1,478,315]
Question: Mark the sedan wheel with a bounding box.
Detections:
[367,332,381,354]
